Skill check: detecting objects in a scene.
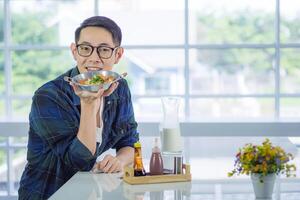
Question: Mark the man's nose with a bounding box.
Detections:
[90,48,103,63]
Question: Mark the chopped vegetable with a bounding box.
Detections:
[78,74,115,85]
[89,75,105,84]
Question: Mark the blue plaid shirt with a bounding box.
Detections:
[18,67,139,200]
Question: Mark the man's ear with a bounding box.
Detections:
[114,47,124,64]
[70,43,77,61]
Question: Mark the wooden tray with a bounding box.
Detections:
[123,164,191,185]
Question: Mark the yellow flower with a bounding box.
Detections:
[228,138,297,180]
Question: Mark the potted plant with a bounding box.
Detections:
[228,138,296,199]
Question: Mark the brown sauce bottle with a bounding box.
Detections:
[149,138,164,175]
[133,141,146,176]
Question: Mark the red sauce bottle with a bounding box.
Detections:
[149,138,164,175]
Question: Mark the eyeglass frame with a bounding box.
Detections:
[76,43,120,59]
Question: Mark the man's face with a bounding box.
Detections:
[71,26,123,73]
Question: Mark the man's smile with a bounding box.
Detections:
[85,66,103,71]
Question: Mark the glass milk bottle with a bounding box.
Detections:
[160,97,183,173]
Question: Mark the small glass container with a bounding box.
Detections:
[173,156,183,174]
[149,138,164,175]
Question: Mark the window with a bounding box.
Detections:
[281,0,300,43]
[115,49,185,97]
[0,51,4,96]
[190,49,275,95]
[11,50,73,95]
[190,98,274,120]
[98,0,185,45]
[1,0,300,198]
[280,49,300,93]
[1,0,299,120]
[0,0,3,46]
[189,0,275,44]
[101,0,300,119]
[0,147,7,195]
[11,0,94,46]
[145,75,171,94]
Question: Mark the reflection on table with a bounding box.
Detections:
[123,181,192,200]
[49,171,300,200]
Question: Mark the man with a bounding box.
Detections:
[18,16,139,200]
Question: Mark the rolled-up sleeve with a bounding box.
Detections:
[31,91,96,171]
[113,120,139,151]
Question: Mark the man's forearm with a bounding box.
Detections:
[116,147,134,168]
[77,103,97,155]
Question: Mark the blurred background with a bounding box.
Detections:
[0,0,300,199]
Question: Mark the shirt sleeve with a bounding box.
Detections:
[30,89,97,171]
[112,81,139,151]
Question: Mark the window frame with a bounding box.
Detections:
[1,0,300,198]
[2,0,300,121]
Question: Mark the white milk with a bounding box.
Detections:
[160,128,183,153]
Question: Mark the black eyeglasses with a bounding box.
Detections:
[76,44,119,59]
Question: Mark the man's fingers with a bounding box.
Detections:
[92,163,103,173]
[98,155,112,170]
[103,82,119,96]
[104,158,120,173]
[96,87,105,96]
[108,162,119,173]
[98,160,109,170]
[102,161,114,173]
[106,157,122,173]
[101,155,116,172]
[98,155,122,173]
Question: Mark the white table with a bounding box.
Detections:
[49,171,300,200]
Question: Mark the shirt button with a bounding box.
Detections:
[107,101,111,105]
[121,129,124,134]
[104,118,107,122]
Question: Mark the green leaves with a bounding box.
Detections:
[228,138,297,180]
[89,75,105,85]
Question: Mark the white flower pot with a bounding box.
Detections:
[251,173,276,199]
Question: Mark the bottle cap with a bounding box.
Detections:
[152,137,161,153]
[134,141,141,148]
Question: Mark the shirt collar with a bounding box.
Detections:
[70,67,81,106]
[70,66,80,78]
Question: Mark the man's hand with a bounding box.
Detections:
[71,82,119,102]
[93,154,124,173]
[71,82,119,113]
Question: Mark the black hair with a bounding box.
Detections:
[75,16,122,46]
